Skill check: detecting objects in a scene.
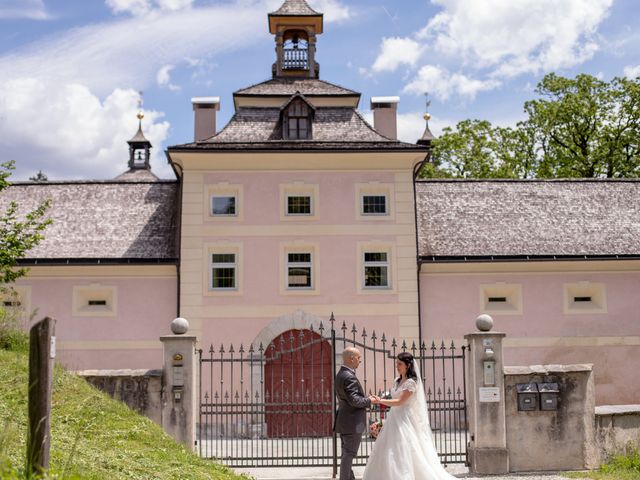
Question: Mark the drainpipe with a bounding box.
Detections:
[167,151,184,318]
[412,152,430,363]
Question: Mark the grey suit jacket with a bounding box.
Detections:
[334,366,371,434]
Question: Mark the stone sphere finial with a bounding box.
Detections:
[476,314,494,332]
[171,317,189,335]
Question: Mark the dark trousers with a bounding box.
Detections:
[339,432,362,480]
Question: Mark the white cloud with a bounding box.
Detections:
[105,0,193,16]
[0,3,268,179]
[419,0,612,78]
[403,65,500,101]
[0,81,171,180]
[156,64,180,91]
[372,37,424,73]
[0,0,48,19]
[624,65,640,79]
[0,5,265,96]
[362,110,454,144]
[309,0,350,22]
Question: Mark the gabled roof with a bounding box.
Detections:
[416,179,640,260]
[280,92,316,112]
[0,181,179,262]
[270,0,320,16]
[170,107,427,151]
[235,78,358,97]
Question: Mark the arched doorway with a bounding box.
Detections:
[264,328,332,437]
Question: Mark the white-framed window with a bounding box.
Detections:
[211,195,237,216]
[72,285,117,317]
[206,183,243,221]
[205,243,243,296]
[479,283,523,315]
[287,252,313,289]
[287,195,312,215]
[361,194,388,215]
[357,242,395,293]
[564,282,606,314]
[363,252,390,288]
[356,183,394,220]
[280,243,319,294]
[280,183,319,221]
[210,253,237,290]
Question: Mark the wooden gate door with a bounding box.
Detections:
[265,329,333,437]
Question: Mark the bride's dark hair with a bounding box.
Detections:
[395,352,418,384]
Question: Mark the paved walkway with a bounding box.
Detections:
[234,465,587,479]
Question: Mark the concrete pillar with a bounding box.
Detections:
[191,97,220,142]
[160,318,197,450]
[465,314,509,474]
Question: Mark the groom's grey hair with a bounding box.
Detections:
[342,347,360,363]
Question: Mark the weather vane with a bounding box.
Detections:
[424,92,431,122]
[137,91,144,120]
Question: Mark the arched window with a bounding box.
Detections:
[284,99,311,140]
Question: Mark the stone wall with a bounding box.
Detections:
[595,405,640,463]
[503,364,598,472]
[77,369,163,425]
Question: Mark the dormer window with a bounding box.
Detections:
[284,99,312,140]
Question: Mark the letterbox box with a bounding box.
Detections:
[538,382,560,411]
[516,383,538,411]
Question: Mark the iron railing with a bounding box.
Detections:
[198,314,468,468]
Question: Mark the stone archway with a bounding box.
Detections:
[252,310,333,438]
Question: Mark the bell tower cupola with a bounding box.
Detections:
[127,111,152,170]
[268,0,323,79]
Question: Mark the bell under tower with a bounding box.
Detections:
[268,0,323,79]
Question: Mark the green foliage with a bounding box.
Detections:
[423,73,640,179]
[0,161,52,284]
[0,349,251,479]
[566,448,640,480]
[0,300,29,353]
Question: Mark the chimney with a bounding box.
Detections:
[370,96,399,140]
[191,97,220,142]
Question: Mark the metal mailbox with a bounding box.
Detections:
[516,383,538,411]
[538,382,560,411]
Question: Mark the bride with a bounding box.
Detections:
[363,352,457,479]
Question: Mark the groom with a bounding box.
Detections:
[334,347,378,480]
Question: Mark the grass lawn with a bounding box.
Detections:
[565,450,640,480]
[0,345,252,479]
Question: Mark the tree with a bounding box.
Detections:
[0,161,51,284]
[29,170,48,182]
[422,73,640,178]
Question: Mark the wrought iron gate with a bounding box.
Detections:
[198,314,468,468]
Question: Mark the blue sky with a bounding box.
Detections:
[1,0,638,180]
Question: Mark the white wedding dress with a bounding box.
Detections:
[363,362,457,480]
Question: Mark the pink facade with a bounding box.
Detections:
[17,273,177,370]
[420,268,640,404]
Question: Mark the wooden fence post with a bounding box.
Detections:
[27,317,55,476]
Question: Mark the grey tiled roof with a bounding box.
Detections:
[0,181,179,260]
[235,78,357,96]
[270,0,320,16]
[416,180,640,258]
[170,107,426,151]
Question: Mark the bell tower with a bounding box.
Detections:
[268,0,323,78]
[127,112,152,170]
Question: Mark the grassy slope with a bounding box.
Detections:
[0,348,250,479]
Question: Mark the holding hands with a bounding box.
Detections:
[369,395,381,404]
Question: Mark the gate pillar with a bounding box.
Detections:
[465,314,508,474]
[160,317,197,450]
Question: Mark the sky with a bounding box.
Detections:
[0,0,639,180]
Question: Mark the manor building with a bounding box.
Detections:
[2,0,639,405]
